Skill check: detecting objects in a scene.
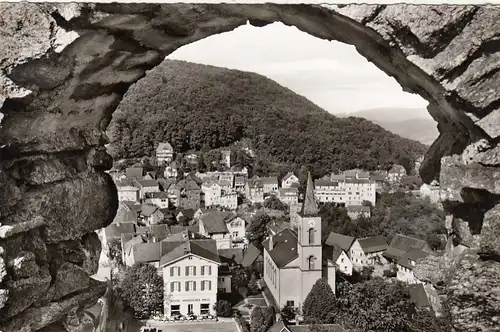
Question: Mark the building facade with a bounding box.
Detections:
[156,142,174,165]
[281,173,300,189]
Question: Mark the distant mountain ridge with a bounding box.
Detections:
[337,108,439,146]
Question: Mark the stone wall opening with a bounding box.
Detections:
[0,3,499,332]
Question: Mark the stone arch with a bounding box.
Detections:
[0,3,499,332]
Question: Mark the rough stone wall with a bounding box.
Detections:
[0,3,498,332]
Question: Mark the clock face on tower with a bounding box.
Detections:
[308,220,315,227]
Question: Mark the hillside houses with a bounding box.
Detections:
[198,211,247,249]
[350,235,388,268]
[116,179,140,202]
[281,172,300,189]
[278,188,299,206]
[387,164,407,183]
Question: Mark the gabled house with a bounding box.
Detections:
[225,214,247,248]
[350,235,388,269]
[159,233,221,317]
[115,179,140,203]
[396,248,431,284]
[420,182,441,204]
[201,182,222,208]
[346,205,371,219]
[324,232,355,276]
[164,161,179,179]
[125,167,144,180]
[144,191,169,209]
[139,204,165,226]
[268,320,346,332]
[246,176,264,203]
[240,243,264,276]
[156,142,174,165]
[383,233,432,264]
[281,172,300,189]
[176,208,196,223]
[198,211,232,249]
[102,222,137,254]
[261,176,279,195]
[134,179,160,200]
[177,179,201,210]
[234,176,246,192]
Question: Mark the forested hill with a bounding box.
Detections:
[107,59,427,175]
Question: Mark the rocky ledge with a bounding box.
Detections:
[0,3,499,331]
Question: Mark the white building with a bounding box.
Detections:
[116,180,140,203]
[278,188,299,206]
[346,205,371,219]
[144,192,170,209]
[263,172,335,311]
[325,232,355,276]
[160,236,221,317]
[349,236,388,269]
[219,192,238,210]
[221,150,232,168]
[134,179,160,200]
[281,172,300,189]
[395,248,431,284]
[199,211,234,249]
[156,142,174,165]
[202,182,222,207]
[261,177,279,195]
[330,247,353,276]
[246,177,264,203]
[420,182,441,204]
[314,171,376,206]
[164,161,179,179]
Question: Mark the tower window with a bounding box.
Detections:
[308,256,315,270]
[308,228,314,244]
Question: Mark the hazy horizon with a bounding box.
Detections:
[168,21,431,119]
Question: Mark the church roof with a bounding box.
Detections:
[262,228,298,268]
[300,172,318,217]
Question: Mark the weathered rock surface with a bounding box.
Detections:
[0,3,498,332]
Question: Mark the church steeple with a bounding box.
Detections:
[301,171,318,216]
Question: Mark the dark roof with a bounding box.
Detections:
[126,167,143,179]
[104,222,136,240]
[200,211,232,234]
[261,176,278,185]
[140,204,159,217]
[408,284,430,308]
[281,172,297,183]
[145,224,170,241]
[157,142,173,151]
[240,243,262,267]
[300,172,318,217]
[288,325,345,332]
[346,205,371,213]
[371,174,385,181]
[325,232,355,251]
[177,179,200,191]
[131,242,162,263]
[158,178,177,191]
[357,235,388,253]
[389,164,406,174]
[331,246,344,262]
[397,248,430,270]
[262,228,298,268]
[382,246,407,261]
[115,179,139,189]
[268,321,288,332]
[123,201,142,212]
[389,234,430,253]
[218,263,232,276]
[145,192,168,199]
[218,248,244,265]
[267,219,290,235]
[135,179,159,188]
[159,238,220,267]
[179,208,196,219]
[314,179,338,187]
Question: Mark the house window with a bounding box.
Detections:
[286,300,295,307]
[341,258,344,263]
[200,303,210,315]
[170,305,180,316]
[185,266,197,276]
[170,281,181,292]
[308,228,314,244]
[308,256,315,270]
[219,277,225,283]
[170,266,181,277]
[232,231,239,238]
[201,280,212,291]
[185,281,196,291]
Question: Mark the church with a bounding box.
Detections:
[263,172,336,312]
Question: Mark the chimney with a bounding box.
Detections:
[269,234,274,251]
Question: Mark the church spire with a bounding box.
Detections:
[301,171,318,216]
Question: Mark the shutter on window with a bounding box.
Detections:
[201,266,205,275]
[208,266,212,275]
[177,267,180,276]
[185,266,189,276]
[170,267,174,277]
[170,282,174,292]
[201,281,205,291]
[193,281,196,291]
[193,266,196,276]
[185,281,189,291]
[208,281,211,290]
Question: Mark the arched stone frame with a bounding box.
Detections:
[0,3,498,331]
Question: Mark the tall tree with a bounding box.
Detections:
[118,263,164,318]
[263,306,276,330]
[302,278,336,324]
[250,306,267,332]
[247,214,271,251]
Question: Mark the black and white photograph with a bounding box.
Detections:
[0,1,498,332]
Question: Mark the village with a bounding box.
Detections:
[99,142,444,332]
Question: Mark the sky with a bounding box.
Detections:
[168,22,430,116]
